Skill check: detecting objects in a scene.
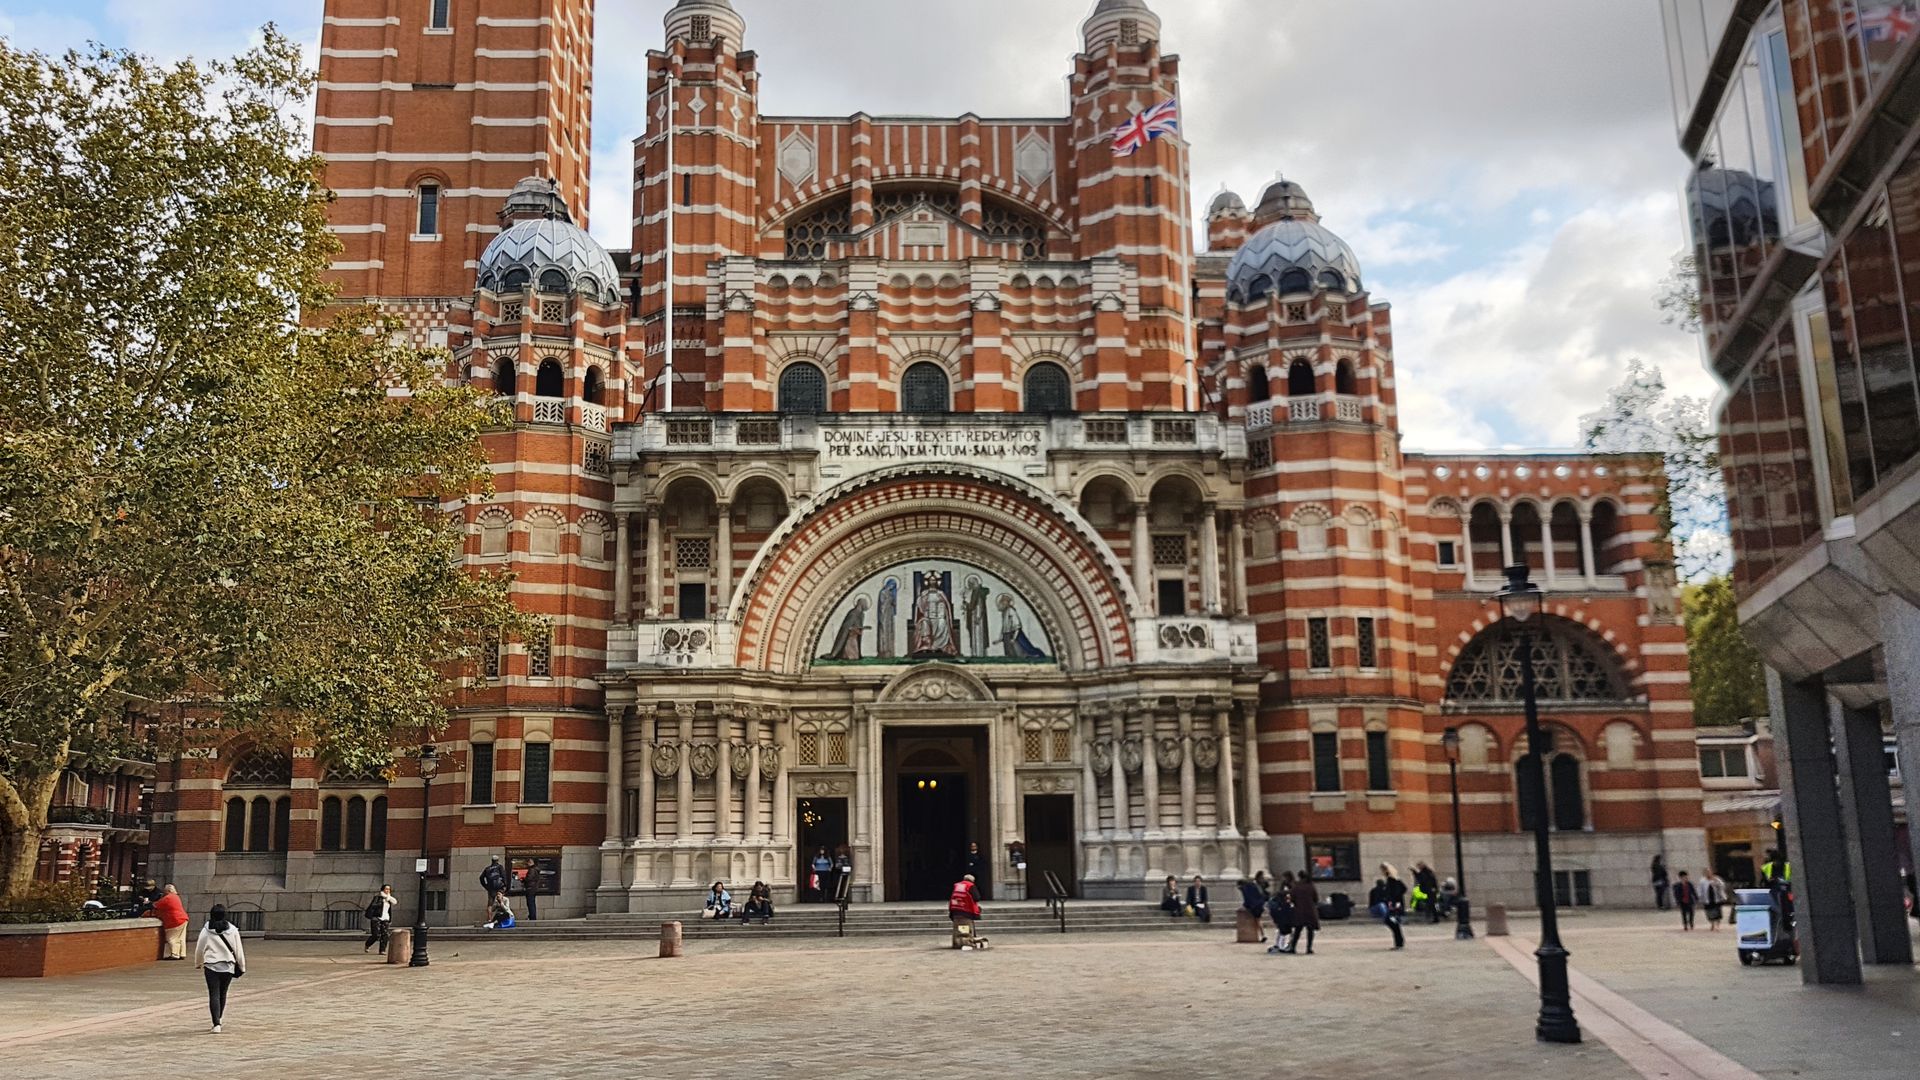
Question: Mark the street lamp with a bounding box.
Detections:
[1497,564,1580,1045]
[1442,726,1474,941]
[409,744,439,969]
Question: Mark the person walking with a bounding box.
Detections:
[1185,875,1211,923]
[1673,871,1698,930]
[1379,863,1408,949]
[363,884,396,953]
[152,884,190,960]
[1650,854,1671,910]
[1284,872,1321,955]
[193,904,246,1034]
[1701,869,1728,931]
[480,856,510,910]
[1266,871,1296,953]
[809,848,833,902]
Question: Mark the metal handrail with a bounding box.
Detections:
[834,873,852,938]
[1043,871,1069,934]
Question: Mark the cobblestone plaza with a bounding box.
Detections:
[5,912,1915,1079]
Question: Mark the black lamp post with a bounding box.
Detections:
[1442,726,1474,941]
[409,744,438,968]
[1497,564,1580,1045]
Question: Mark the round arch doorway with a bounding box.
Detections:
[884,728,990,900]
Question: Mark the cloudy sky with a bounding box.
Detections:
[0,0,1710,451]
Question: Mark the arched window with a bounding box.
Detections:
[1318,269,1346,291]
[345,797,367,851]
[1590,500,1622,573]
[416,182,440,236]
[248,797,271,853]
[1444,617,1630,706]
[901,362,950,414]
[538,268,568,293]
[583,366,604,406]
[370,796,388,852]
[273,797,291,852]
[1023,362,1072,414]
[1287,359,1315,398]
[320,797,343,851]
[1278,268,1313,295]
[226,749,292,787]
[223,798,246,853]
[779,362,827,414]
[1248,366,1271,403]
[1550,753,1586,831]
[494,356,517,397]
[535,359,565,398]
[503,267,530,291]
[1335,360,1357,396]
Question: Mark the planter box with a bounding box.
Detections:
[0,919,162,978]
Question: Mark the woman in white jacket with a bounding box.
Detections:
[192,904,247,1033]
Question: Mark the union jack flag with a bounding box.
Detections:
[1112,99,1180,157]
[1847,3,1919,43]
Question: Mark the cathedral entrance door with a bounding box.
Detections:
[1023,794,1076,898]
[796,797,848,903]
[884,727,989,901]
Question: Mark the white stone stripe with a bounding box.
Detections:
[324,151,547,163]
[316,116,393,127]
[319,81,551,93]
[321,48,398,58]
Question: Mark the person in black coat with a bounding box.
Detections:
[480,856,510,908]
[1159,875,1182,917]
[1379,863,1409,949]
[1650,855,1671,910]
[1185,875,1211,923]
[1237,878,1268,943]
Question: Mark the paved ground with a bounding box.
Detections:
[2,910,1914,1079]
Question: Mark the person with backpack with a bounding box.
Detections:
[193,904,247,1034]
[1701,869,1729,930]
[480,856,510,909]
[1379,863,1409,949]
[363,884,396,953]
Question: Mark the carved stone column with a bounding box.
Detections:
[1540,512,1557,585]
[1228,511,1249,616]
[615,512,634,624]
[1240,703,1267,841]
[644,507,663,619]
[716,501,735,611]
[1176,701,1197,831]
[1080,718,1099,839]
[1138,704,1161,835]
[637,710,656,840]
[1111,715,1130,838]
[771,713,791,843]
[745,711,763,843]
[1460,515,1477,590]
[1200,506,1222,615]
[714,707,734,842]
[1579,508,1598,583]
[603,704,626,843]
[1131,503,1152,613]
[1215,706,1237,834]
[675,703,694,838]
[1498,508,1515,568]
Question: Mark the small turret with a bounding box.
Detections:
[1081,0,1160,53]
[665,0,746,53]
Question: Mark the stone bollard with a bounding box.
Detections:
[659,920,684,958]
[1485,903,1509,937]
[1235,908,1263,944]
[386,928,411,964]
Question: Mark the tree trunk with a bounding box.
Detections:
[0,824,40,898]
[0,770,60,899]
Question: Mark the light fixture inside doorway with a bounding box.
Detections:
[916,778,939,790]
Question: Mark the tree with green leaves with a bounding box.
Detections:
[0,32,521,896]
[1682,577,1769,727]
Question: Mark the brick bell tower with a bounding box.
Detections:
[1070,0,1194,411]
[315,0,596,302]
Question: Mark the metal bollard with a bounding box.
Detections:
[659,920,684,958]
[1485,902,1509,937]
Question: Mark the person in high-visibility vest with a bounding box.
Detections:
[1761,851,1792,884]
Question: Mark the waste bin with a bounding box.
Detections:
[386,928,411,964]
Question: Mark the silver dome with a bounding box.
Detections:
[477,218,622,305]
[1208,189,1247,217]
[1225,219,1363,304]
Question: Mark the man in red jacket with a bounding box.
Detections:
[948,874,985,949]
[151,884,190,960]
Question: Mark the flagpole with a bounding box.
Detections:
[663,71,676,413]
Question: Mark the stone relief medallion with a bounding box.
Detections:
[689,742,719,780]
[796,778,851,797]
[731,743,755,778]
[1155,736,1183,771]
[759,744,783,779]
[651,742,679,778]
[893,672,979,703]
[1020,774,1075,794]
[1119,736,1144,775]
[1191,735,1220,771]
[1090,739,1113,776]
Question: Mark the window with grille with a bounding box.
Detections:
[523,742,552,805]
[1118,18,1141,45]
[1050,728,1071,763]
[1307,617,1331,670]
[540,298,566,323]
[1311,731,1341,792]
[901,362,950,414]
[797,730,820,766]
[1023,730,1044,764]
[1357,617,1378,669]
[501,301,524,322]
[583,441,610,477]
[1084,418,1128,443]
[470,742,495,804]
[826,730,849,766]
[1365,730,1391,791]
[323,908,363,932]
[675,538,712,570]
[1548,869,1593,907]
[231,909,266,932]
[226,750,292,787]
[871,188,960,223]
[980,200,1048,260]
[779,362,828,413]
[528,627,553,678]
[1444,619,1629,705]
[1151,534,1187,567]
[1248,436,1272,470]
[689,13,711,39]
[784,198,851,260]
[1023,363,1072,414]
[429,0,451,30]
[482,637,502,678]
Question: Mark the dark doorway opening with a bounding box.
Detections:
[1023,794,1076,898]
[797,797,847,903]
[884,726,989,901]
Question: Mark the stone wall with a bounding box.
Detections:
[0,920,161,978]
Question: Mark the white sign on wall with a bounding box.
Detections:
[819,422,1047,477]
